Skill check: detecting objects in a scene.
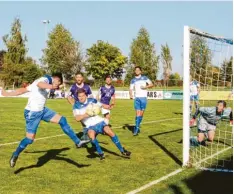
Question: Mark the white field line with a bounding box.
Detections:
[126,139,232,194]
[0,117,182,147]
[126,168,183,194]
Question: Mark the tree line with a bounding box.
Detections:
[1,18,231,89]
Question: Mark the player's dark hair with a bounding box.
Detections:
[135,66,142,71]
[105,75,111,80]
[77,88,87,95]
[217,100,226,107]
[52,72,63,84]
[75,72,84,77]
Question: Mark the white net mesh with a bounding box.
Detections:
[188,28,233,172]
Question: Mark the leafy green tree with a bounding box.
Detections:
[168,72,181,86]
[41,24,83,79]
[86,40,127,83]
[126,27,159,82]
[220,57,233,87]
[0,18,27,87]
[0,50,6,71]
[190,35,212,84]
[161,43,172,86]
[21,57,43,84]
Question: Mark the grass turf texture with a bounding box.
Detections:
[0,98,232,194]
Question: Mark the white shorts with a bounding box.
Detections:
[101,108,110,115]
[198,117,216,133]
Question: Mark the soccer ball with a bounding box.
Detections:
[86,103,101,116]
[92,104,101,115]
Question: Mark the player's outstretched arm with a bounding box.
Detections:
[190,107,201,126]
[67,96,75,105]
[37,82,57,90]
[1,88,28,97]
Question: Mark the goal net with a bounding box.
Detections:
[183,26,233,172]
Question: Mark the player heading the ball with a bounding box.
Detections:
[1,73,90,168]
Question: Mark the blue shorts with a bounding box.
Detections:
[134,97,147,110]
[190,95,199,101]
[24,107,56,134]
[87,121,108,135]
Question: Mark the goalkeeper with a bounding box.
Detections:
[190,100,233,146]
[73,89,131,160]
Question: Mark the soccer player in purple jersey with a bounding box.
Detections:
[67,72,93,105]
[67,72,93,141]
[97,76,115,121]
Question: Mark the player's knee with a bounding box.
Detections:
[88,130,95,140]
[104,126,114,137]
[197,135,204,142]
[26,133,35,140]
[208,137,214,142]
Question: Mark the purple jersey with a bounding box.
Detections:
[69,83,92,101]
[99,85,115,105]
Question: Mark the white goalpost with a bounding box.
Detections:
[183,26,233,172]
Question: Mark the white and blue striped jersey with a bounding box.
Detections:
[190,80,200,96]
[25,75,52,111]
[73,98,104,127]
[130,75,152,98]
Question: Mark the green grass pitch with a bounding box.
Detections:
[0,98,232,194]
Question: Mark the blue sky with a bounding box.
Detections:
[0,1,232,78]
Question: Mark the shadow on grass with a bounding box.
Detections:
[122,124,135,133]
[85,143,129,159]
[167,157,233,194]
[184,165,233,194]
[14,147,90,174]
[149,128,183,166]
[173,112,183,115]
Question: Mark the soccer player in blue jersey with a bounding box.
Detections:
[67,72,93,105]
[129,66,153,136]
[190,100,233,146]
[73,89,131,160]
[190,76,200,114]
[1,73,90,167]
[97,76,115,121]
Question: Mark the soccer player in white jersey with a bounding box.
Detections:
[73,89,131,160]
[190,75,200,114]
[1,73,89,167]
[129,66,153,136]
